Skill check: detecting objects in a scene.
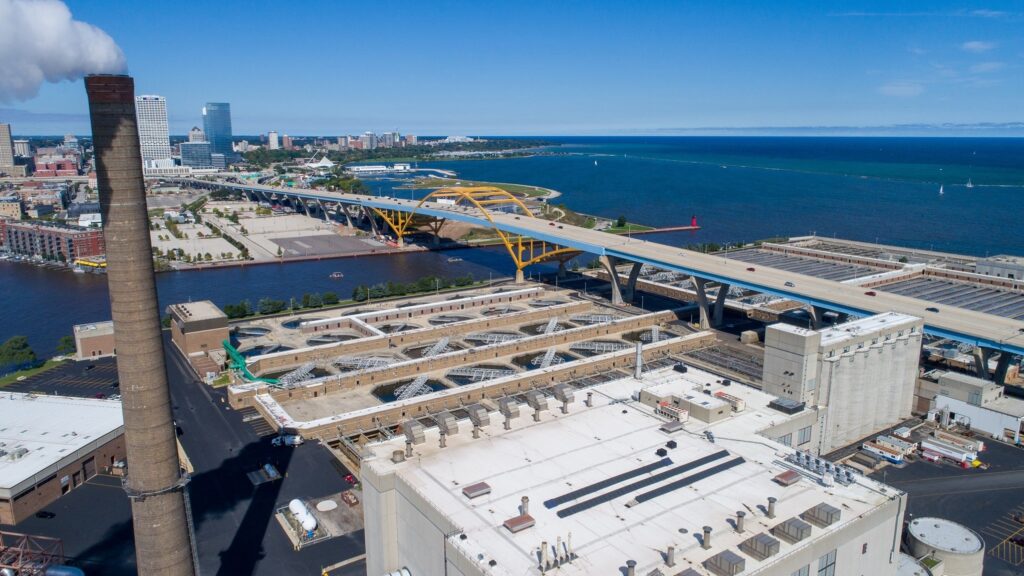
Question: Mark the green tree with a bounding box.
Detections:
[352,285,369,301]
[56,335,76,356]
[258,298,286,315]
[616,215,627,228]
[0,336,37,366]
[322,292,339,305]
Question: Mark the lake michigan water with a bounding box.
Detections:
[3,136,1023,356]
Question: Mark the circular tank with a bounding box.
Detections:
[300,514,317,532]
[907,517,984,576]
[289,499,305,516]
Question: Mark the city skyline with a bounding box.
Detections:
[2,1,1022,135]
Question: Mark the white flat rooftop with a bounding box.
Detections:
[364,366,900,576]
[73,321,114,337]
[0,393,124,498]
[818,312,920,347]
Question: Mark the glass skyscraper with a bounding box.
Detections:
[202,102,234,160]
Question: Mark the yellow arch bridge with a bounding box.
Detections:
[369,186,580,281]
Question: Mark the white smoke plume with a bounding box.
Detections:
[0,0,127,103]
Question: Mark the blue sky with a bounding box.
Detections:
[6,0,1024,135]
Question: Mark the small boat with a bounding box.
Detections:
[329,272,344,279]
[966,179,974,189]
[446,257,463,263]
[72,267,85,274]
[939,185,944,196]
[593,160,598,166]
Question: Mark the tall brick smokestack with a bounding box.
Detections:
[85,75,196,576]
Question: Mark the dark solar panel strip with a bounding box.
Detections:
[543,458,673,509]
[633,457,746,504]
[556,450,729,518]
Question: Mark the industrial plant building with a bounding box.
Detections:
[0,393,126,525]
[167,300,230,376]
[762,313,924,454]
[73,321,116,360]
[918,371,1024,444]
[360,364,908,576]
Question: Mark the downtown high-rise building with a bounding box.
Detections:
[201,102,234,159]
[267,131,279,150]
[0,124,14,171]
[180,141,212,168]
[360,131,377,150]
[135,95,172,163]
[188,126,205,142]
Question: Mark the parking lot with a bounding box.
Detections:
[870,437,1024,576]
[3,356,119,398]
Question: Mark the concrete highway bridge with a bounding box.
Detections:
[171,178,1024,369]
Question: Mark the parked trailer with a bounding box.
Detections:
[876,435,917,456]
[933,430,985,453]
[862,441,904,464]
[920,438,977,463]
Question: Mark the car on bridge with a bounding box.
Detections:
[746,267,755,272]
[925,307,939,313]
[785,281,795,287]
[864,291,877,296]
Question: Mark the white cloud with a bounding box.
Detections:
[961,40,996,53]
[878,81,924,97]
[970,9,1007,18]
[969,61,1005,73]
[0,0,126,103]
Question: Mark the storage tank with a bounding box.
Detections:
[288,499,305,516]
[907,517,983,576]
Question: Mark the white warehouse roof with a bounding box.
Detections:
[363,365,904,576]
[0,393,124,499]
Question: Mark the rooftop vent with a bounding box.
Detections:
[773,469,801,486]
[467,404,490,438]
[704,549,746,576]
[403,420,425,445]
[502,514,535,533]
[772,517,812,543]
[660,420,684,434]
[768,397,805,415]
[552,384,574,414]
[739,533,780,560]
[435,411,459,447]
[498,397,520,430]
[462,482,492,499]
[525,390,548,422]
[802,503,842,527]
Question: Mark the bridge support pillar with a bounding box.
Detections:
[807,305,827,330]
[994,353,1012,385]
[973,347,994,379]
[363,206,381,237]
[515,268,525,284]
[623,262,643,303]
[598,255,624,305]
[713,283,730,327]
[692,277,711,330]
[557,260,567,280]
